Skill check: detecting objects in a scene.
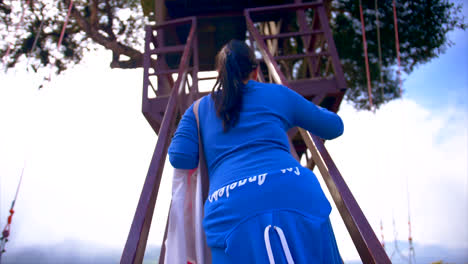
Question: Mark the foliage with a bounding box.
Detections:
[332,0,466,109]
[0,0,145,75]
[0,0,465,109]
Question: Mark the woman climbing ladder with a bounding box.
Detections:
[168,40,344,263]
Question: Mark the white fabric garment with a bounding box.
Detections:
[164,168,211,264]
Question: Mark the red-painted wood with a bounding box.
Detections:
[261,30,324,40]
[245,2,390,263]
[124,1,391,263]
[121,17,197,264]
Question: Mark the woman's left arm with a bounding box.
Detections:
[168,104,199,169]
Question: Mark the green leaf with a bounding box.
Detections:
[140,0,154,17]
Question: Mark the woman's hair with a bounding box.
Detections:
[211,40,257,132]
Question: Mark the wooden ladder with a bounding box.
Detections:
[245,1,391,263]
[121,2,391,263]
[121,16,202,264]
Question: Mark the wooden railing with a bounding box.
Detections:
[245,2,391,263]
[122,1,391,263]
[142,17,200,134]
[121,17,197,264]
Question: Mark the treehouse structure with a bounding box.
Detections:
[121,0,391,263]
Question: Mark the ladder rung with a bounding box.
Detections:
[151,45,186,54]
[247,2,322,15]
[151,16,195,30]
[274,52,330,61]
[262,30,323,40]
[153,67,193,75]
[198,76,217,81]
[289,78,339,95]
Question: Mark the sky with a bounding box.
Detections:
[0,3,467,264]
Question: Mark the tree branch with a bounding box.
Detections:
[102,0,116,40]
[89,0,98,26]
[110,57,143,69]
[65,0,143,68]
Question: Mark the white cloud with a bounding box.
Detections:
[1,50,467,263]
[321,99,468,260]
[0,52,171,252]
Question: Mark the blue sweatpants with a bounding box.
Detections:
[203,166,342,263]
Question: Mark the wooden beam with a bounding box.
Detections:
[261,30,324,40]
[289,78,338,97]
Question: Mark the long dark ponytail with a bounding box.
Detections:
[211,40,257,132]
